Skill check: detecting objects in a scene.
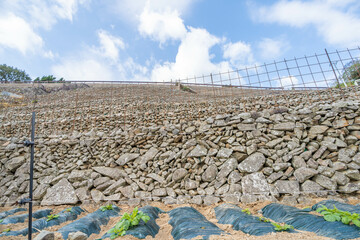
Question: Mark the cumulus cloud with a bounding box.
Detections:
[0,0,89,55]
[0,13,43,54]
[138,7,187,44]
[276,75,299,89]
[223,41,254,67]
[257,37,289,60]
[151,27,231,81]
[252,0,360,47]
[96,30,125,62]
[51,29,148,81]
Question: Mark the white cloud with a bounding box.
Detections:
[257,37,289,60]
[223,41,254,66]
[276,75,299,89]
[52,58,115,81]
[138,7,187,44]
[112,0,197,22]
[97,30,125,62]
[151,27,231,81]
[0,13,43,54]
[51,29,148,81]
[253,0,360,47]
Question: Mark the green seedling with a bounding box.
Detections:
[1,228,11,233]
[241,208,251,215]
[108,207,150,239]
[0,219,3,223]
[316,205,360,227]
[46,214,59,222]
[271,222,294,231]
[100,204,114,212]
[65,208,73,213]
[258,217,270,222]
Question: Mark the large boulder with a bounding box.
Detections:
[238,153,266,173]
[41,178,78,205]
[241,172,270,194]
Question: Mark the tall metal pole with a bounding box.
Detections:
[325,48,341,87]
[25,112,35,240]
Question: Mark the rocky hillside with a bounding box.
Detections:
[1,85,360,206]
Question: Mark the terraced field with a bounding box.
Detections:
[1,199,360,240]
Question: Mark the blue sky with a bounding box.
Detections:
[0,0,359,86]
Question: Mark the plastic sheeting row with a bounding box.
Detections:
[57,205,120,240]
[101,206,163,239]
[262,202,360,240]
[0,209,51,225]
[0,207,84,237]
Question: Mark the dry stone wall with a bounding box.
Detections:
[2,90,360,206]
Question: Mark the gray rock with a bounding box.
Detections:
[331,172,350,186]
[293,167,318,183]
[267,172,284,184]
[147,173,166,184]
[172,168,187,182]
[184,179,197,190]
[91,189,105,203]
[188,145,208,158]
[274,180,300,194]
[202,165,218,182]
[152,188,167,197]
[238,152,266,173]
[345,170,360,180]
[218,158,238,179]
[92,167,126,180]
[203,196,220,205]
[292,156,306,169]
[120,185,134,198]
[34,231,54,240]
[33,184,49,200]
[139,147,159,164]
[301,180,325,195]
[237,123,256,131]
[274,122,295,131]
[41,178,78,205]
[339,182,360,193]
[68,231,88,240]
[6,156,25,172]
[216,148,233,158]
[116,153,140,165]
[266,138,283,148]
[309,125,329,136]
[313,175,337,190]
[68,170,91,182]
[273,163,290,172]
[338,149,355,163]
[228,171,242,184]
[75,187,91,202]
[241,172,270,194]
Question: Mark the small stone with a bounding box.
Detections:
[313,175,337,190]
[116,153,140,166]
[172,168,188,182]
[34,231,54,240]
[216,148,233,158]
[237,123,256,131]
[274,122,295,131]
[6,156,25,172]
[218,158,238,179]
[68,231,88,240]
[203,196,220,205]
[91,189,105,203]
[202,165,218,182]
[309,125,329,136]
[152,188,167,197]
[266,138,283,148]
[188,145,208,158]
[293,167,318,183]
[148,173,166,185]
[274,180,300,194]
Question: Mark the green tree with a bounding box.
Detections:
[0,64,31,83]
[342,60,360,86]
[34,75,65,82]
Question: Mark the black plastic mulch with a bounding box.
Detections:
[57,205,120,240]
[0,208,26,220]
[101,206,164,239]
[169,207,224,240]
[215,203,295,236]
[0,209,52,225]
[312,200,360,214]
[0,206,84,237]
[262,203,360,240]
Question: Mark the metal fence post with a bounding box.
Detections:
[325,48,341,87]
[23,112,35,240]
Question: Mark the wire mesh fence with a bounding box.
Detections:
[1,47,360,138]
